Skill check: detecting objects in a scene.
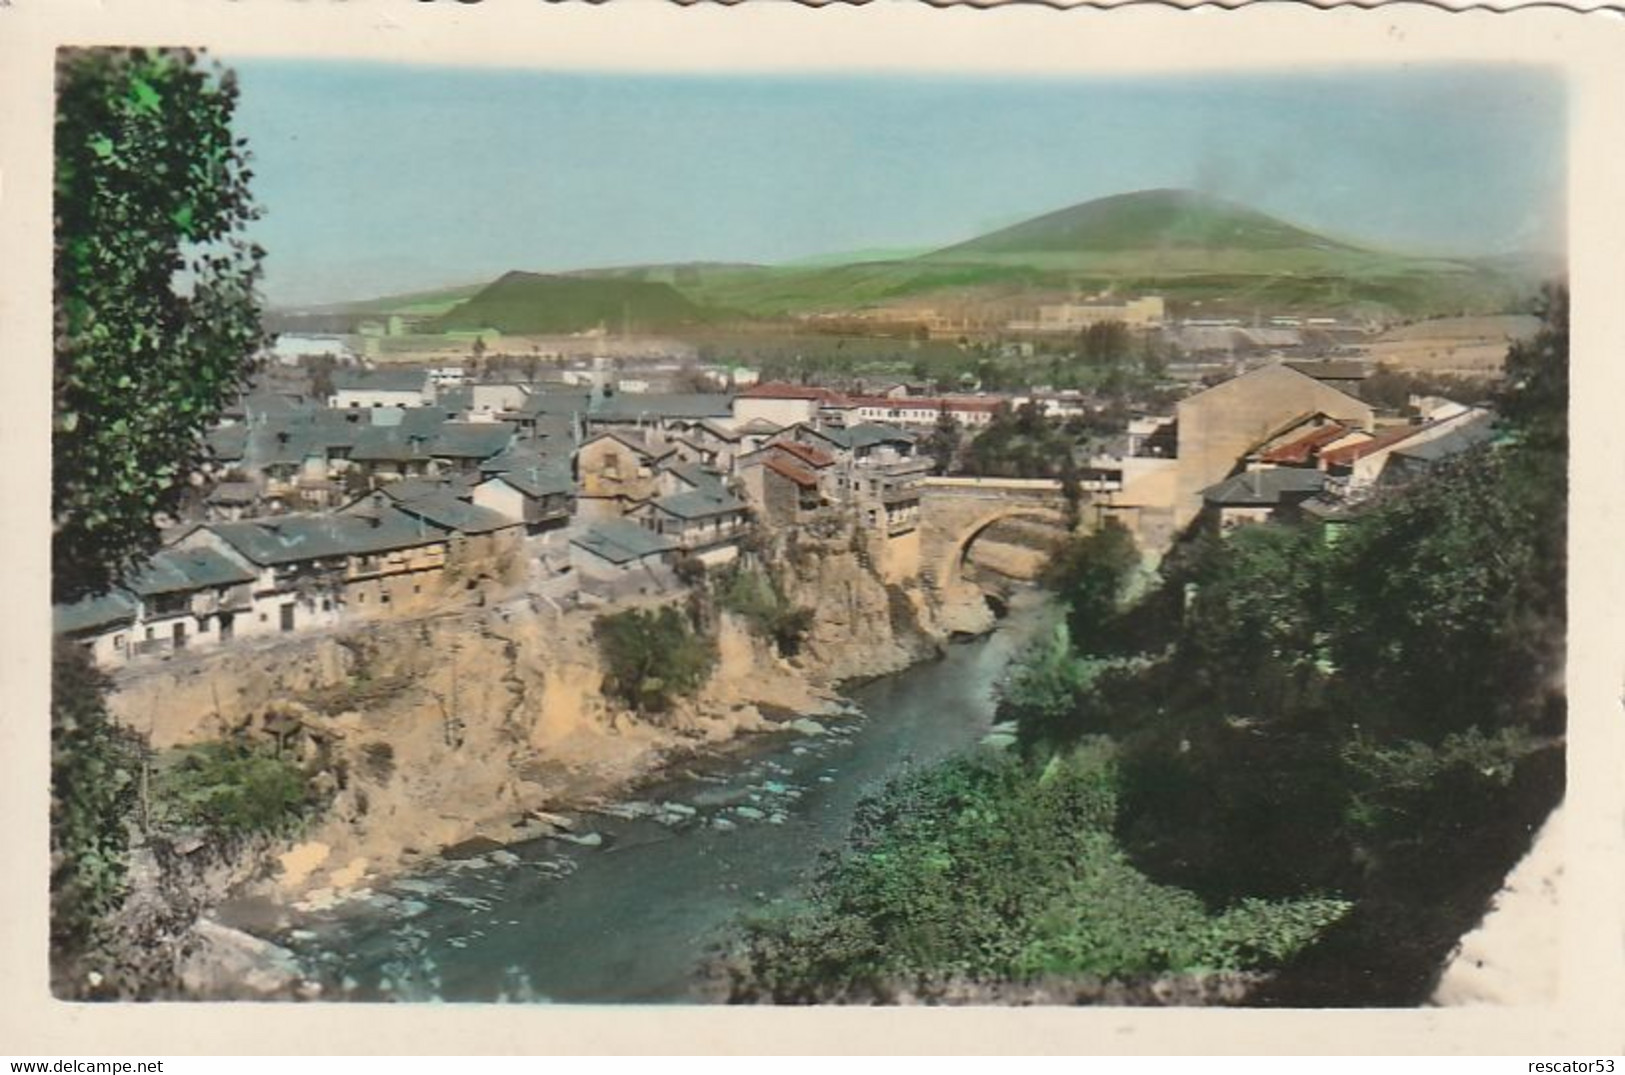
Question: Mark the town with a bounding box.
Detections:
[54,306,1500,671]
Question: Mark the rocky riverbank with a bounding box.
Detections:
[98,542,978,996]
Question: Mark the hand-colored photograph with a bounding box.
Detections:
[48,47,1567,1008]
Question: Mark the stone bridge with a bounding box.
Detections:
[916,477,1081,591]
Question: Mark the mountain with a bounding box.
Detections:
[431,271,735,335]
[927,188,1358,261]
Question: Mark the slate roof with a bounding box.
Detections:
[388,491,517,535]
[570,518,678,565]
[53,591,139,635]
[484,463,573,499]
[517,390,592,417]
[205,425,249,461]
[591,393,734,421]
[125,548,256,595]
[643,488,749,521]
[1388,414,1497,464]
[663,462,726,493]
[332,368,430,393]
[429,422,515,460]
[841,423,917,450]
[208,517,365,564]
[350,427,432,463]
[1202,468,1327,507]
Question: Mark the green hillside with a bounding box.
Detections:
[320,190,1545,325]
[431,271,735,334]
[928,188,1357,260]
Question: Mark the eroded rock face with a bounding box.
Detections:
[106,536,958,911]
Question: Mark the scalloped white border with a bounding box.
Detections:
[0,0,1620,1057]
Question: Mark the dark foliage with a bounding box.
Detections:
[54,48,266,602]
[593,605,716,714]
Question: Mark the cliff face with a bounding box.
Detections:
[104,539,962,902]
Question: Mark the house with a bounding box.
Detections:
[173,517,369,637]
[569,518,679,588]
[426,421,517,474]
[733,384,843,428]
[737,453,825,526]
[1283,359,1374,397]
[629,487,752,566]
[575,430,674,520]
[473,463,575,535]
[1200,468,1328,533]
[1171,362,1376,529]
[329,368,436,409]
[1323,409,1496,489]
[53,591,141,667]
[1250,413,1373,468]
[656,461,727,499]
[366,484,526,585]
[585,393,734,437]
[1379,413,1498,485]
[119,547,260,656]
[509,389,591,440]
[739,439,841,504]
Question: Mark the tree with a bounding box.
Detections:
[54,48,266,603]
[1080,320,1131,368]
[922,410,963,476]
[1043,520,1140,654]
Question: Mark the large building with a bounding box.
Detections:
[1008,296,1166,333]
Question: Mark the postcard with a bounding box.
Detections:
[2,0,1621,1056]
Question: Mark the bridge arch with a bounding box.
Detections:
[928,504,1076,591]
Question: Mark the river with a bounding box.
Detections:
[239,589,1058,1003]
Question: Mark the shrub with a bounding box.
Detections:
[716,566,815,657]
[593,605,716,713]
[150,740,314,839]
[51,640,144,955]
[728,745,1348,1002]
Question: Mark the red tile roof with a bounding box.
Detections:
[773,440,836,468]
[764,457,820,489]
[1259,422,1351,465]
[1321,423,1425,466]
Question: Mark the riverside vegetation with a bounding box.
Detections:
[724,288,1566,1006]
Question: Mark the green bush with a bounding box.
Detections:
[716,566,814,657]
[51,641,144,954]
[728,746,1348,1002]
[151,741,314,838]
[593,605,716,713]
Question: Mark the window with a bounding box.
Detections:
[113,634,126,649]
[145,627,155,641]
[358,592,367,604]
[380,591,391,605]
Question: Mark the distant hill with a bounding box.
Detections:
[927,188,1358,260]
[431,271,735,335]
[310,189,1550,325]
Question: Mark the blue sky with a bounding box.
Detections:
[226,59,1565,307]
